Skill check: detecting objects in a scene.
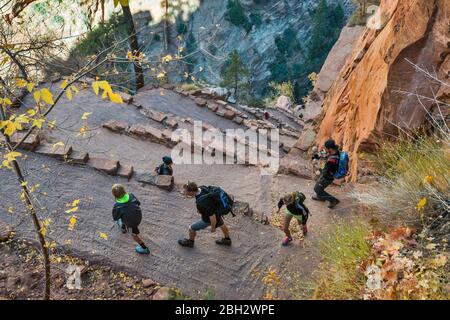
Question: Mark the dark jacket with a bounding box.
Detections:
[321,152,340,180]
[112,193,142,228]
[278,197,309,225]
[195,186,218,222]
[156,163,173,176]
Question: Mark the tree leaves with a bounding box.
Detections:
[40,88,54,105]
[99,232,108,240]
[91,80,123,104]
[1,151,22,169]
[81,112,92,120]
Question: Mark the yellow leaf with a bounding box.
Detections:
[424,175,433,184]
[71,199,80,207]
[99,232,108,240]
[65,207,78,214]
[66,87,73,101]
[60,80,68,89]
[416,197,427,211]
[98,81,112,94]
[113,0,119,7]
[26,82,35,93]
[68,216,77,230]
[162,54,173,63]
[70,85,79,93]
[48,120,56,129]
[81,112,92,120]
[2,98,12,106]
[27,109,36,116]
[3,121,17,136]
[156,72,166,79]
[32,118,45,129]
[108,92,123,104]
[33,90,41,103]
[119,0,129,6]
[92,81,100,95]
[15,78,27,88]
[40,88,54,105]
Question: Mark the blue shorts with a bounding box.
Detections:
[190,217,224,231]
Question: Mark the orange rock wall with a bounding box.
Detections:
[316,0,450,181]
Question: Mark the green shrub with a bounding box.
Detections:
[224,0,252,33]
[153,33,161,42]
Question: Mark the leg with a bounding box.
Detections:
[131,227,150,254]
[188,227,197,241]
[297,217,308,236]
[283,214,293,239]
[314,178,337,202]
[178,220,208,247]
[216,218,232,246]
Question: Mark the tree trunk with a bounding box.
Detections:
[101,0,105,23]
[163,0,169,52]
[0,106,51,300]
[121,4,144,90]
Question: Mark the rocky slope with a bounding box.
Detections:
[310,0,449,180]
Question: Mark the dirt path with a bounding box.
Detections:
[3,85,357,299]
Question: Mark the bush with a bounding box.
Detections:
[249,12,262,28]
[314,221,372,299]
[153,33,161,42]
[269,81,296,103]
[179,83,200,92]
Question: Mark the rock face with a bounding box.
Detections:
[301,25,365,123]
[314,0,450,181]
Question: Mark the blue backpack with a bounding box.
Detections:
[197,186,235,217]
[334,152,349,179]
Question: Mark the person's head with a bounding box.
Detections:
[163,156,173,167]
[283,193,295,206]
[183,181,198,197]
[324,139,338,154]
[112,184,126,199]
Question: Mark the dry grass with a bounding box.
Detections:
[313,221,371,299]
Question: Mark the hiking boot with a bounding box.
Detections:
[178,238,194,248]
[135,245,150,254]
[215,238,232,246]
[311,196,325,202]
[302,225,308,236]
[282,236,293,246]
[328,199,340,209]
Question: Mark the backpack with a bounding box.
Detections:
[283,192,306,206]
[157,164,172,175]
[334,151,349,179]
[196,186,235,217]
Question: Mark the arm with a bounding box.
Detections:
[112,206,121,221]
[209,214,217,232]
[277,198,284,213]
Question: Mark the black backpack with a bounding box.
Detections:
[196,186,235,217]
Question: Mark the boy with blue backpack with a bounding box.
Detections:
[312,139,349,209]
[178,182,234,248]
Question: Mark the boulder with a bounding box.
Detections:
[135,171,156,185]
[275,95,292,110]
[293,129,316,151]
[151,287,171,300]
[194,98,207,107]
[144,126,164,143]
[216,100,228,106]
[10,132,40,151]
[117,164,134,179]
[68,151,89,165]
[232,201,252,217]
[224,110,236,120]
[118,92,133,104]
[0,221,14,242]
[87,157,119,175]
[207,102,219,112]
[278,156,313,179]
[103,120,129,133]
[155,175,174,191]
[35,143,72,160]
[216,109,226,117]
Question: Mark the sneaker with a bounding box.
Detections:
[311,196,325,202]
[215,238,232,246]
[178,238,194,248]
[135,245,150,254]
[302,225,308,236]
[328,199,340,209]
[282,236,293,246]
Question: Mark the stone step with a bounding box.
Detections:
[87,157,119,176]
[68,151,89,165]
[155,175,174,191]
[117,164,134,179]
[35,143,72,160]
[102,120,129,133]
[9,132,41,151]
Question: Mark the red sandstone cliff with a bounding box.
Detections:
[315,0,449,181]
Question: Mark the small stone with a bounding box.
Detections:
[233,116,244,125]
[148,110,167,123]
[35,143,72,160]
[142,279,157,288]
[224,110,236,120]
[164,117,178,129]
[215,100,228,106]
[207,102,219,112]
[152,287,171,300]
[128,124,147,137]
[155,175,174,190]
[194,98,207,107]
[216,109,226,117]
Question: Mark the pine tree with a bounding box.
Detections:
[220,50,249,99]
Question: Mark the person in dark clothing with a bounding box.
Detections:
[111,184,149,254]
[312,139,340,208]
[277,192,309,246]
[264,111,270,120]
[155,156,173,175]
[178,182,232,248]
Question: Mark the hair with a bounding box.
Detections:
[112,184,126,199]
[163,156,173,165]
[283,193,295,206]
[184,181,198,192]
[324,139,338,150]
